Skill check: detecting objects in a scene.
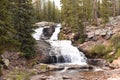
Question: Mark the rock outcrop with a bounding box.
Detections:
[42,25,56,40]
[78,16,120,59]
[35,40,51,63]
[111,57,120,68]
[35,21,55,27]
[88,59,109,67]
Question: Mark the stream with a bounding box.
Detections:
[32,24,112,80]
[33,24,87,65]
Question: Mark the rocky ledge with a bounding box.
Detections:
[35,21,56,27]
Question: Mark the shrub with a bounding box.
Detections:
[109,33,120,61]
[115,48,120,59]
[58,32,66,40]
[7,70,33,80]
[111,33,120,49]
[89,44,113,58]
[89,44,106,55]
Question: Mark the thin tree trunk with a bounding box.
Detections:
[92,0,98,25]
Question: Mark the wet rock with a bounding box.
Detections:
[42,25,56,39]
[49,54,65,63]
[35,40,51,63]
[62,76,72,79]
[33,63,48,74]
[47,65,64,71]
[88,59,109,67]
[61,65,94,71]
[33,63,64,73]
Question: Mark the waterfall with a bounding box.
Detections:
[32,24,87,65]
[49,24,87,65]
[32,27,44,40]
[50,24,61,40]
[49,40,87,65]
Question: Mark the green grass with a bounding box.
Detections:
[89,44,113,59]
[111,33,120,49]
[7,69,35,80]
[58,32,66,40]
[89,44,106,55]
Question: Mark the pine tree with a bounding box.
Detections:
[33,0,61,22]
[34,0,42,21]
[13,0,36,59]
[61,0,85,43]
[100,0,110,24]
[0,0,19,75]
[82,0,92,23]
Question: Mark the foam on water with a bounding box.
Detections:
[32,27,44,40]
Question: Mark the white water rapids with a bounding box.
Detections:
[32,27,44,40]
[32,24,87,65]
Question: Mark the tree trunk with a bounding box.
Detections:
[92,0,98,25]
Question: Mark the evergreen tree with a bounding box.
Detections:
[13,0,36,59]
[91,0,98,25]
[100,0,110,24]
[61,0,85,43]
[82,0,92,23]
[33,0,61,22]
[34,0,42,21]
[0,0,18,75]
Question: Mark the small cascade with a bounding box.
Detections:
[50,24,61,40]
[32,24,87,65]
[32,27,44,40]
[49,24,87,65]
[49,40,87,65]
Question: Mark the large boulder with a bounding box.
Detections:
[88,59,109,67]
[42,25,56,40]
[36,40,65,64]
[35,40,52,63]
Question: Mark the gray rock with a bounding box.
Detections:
[63,76,72,79]
[87,32,95,39]
[4,59,9,67]
[104,29,113,40]
[107,29,113,35]
[95,29,101,35]
[88,59,109,67]
[42,25,56,40]
[100,29,107,36]
[36,40,51,63]
[47,65,64,71]
[35,21,55,27]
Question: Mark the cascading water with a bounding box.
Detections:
[32,27,44,40]
[33,24,87,65]
[49,40,87,64]
[50,24,61,40]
